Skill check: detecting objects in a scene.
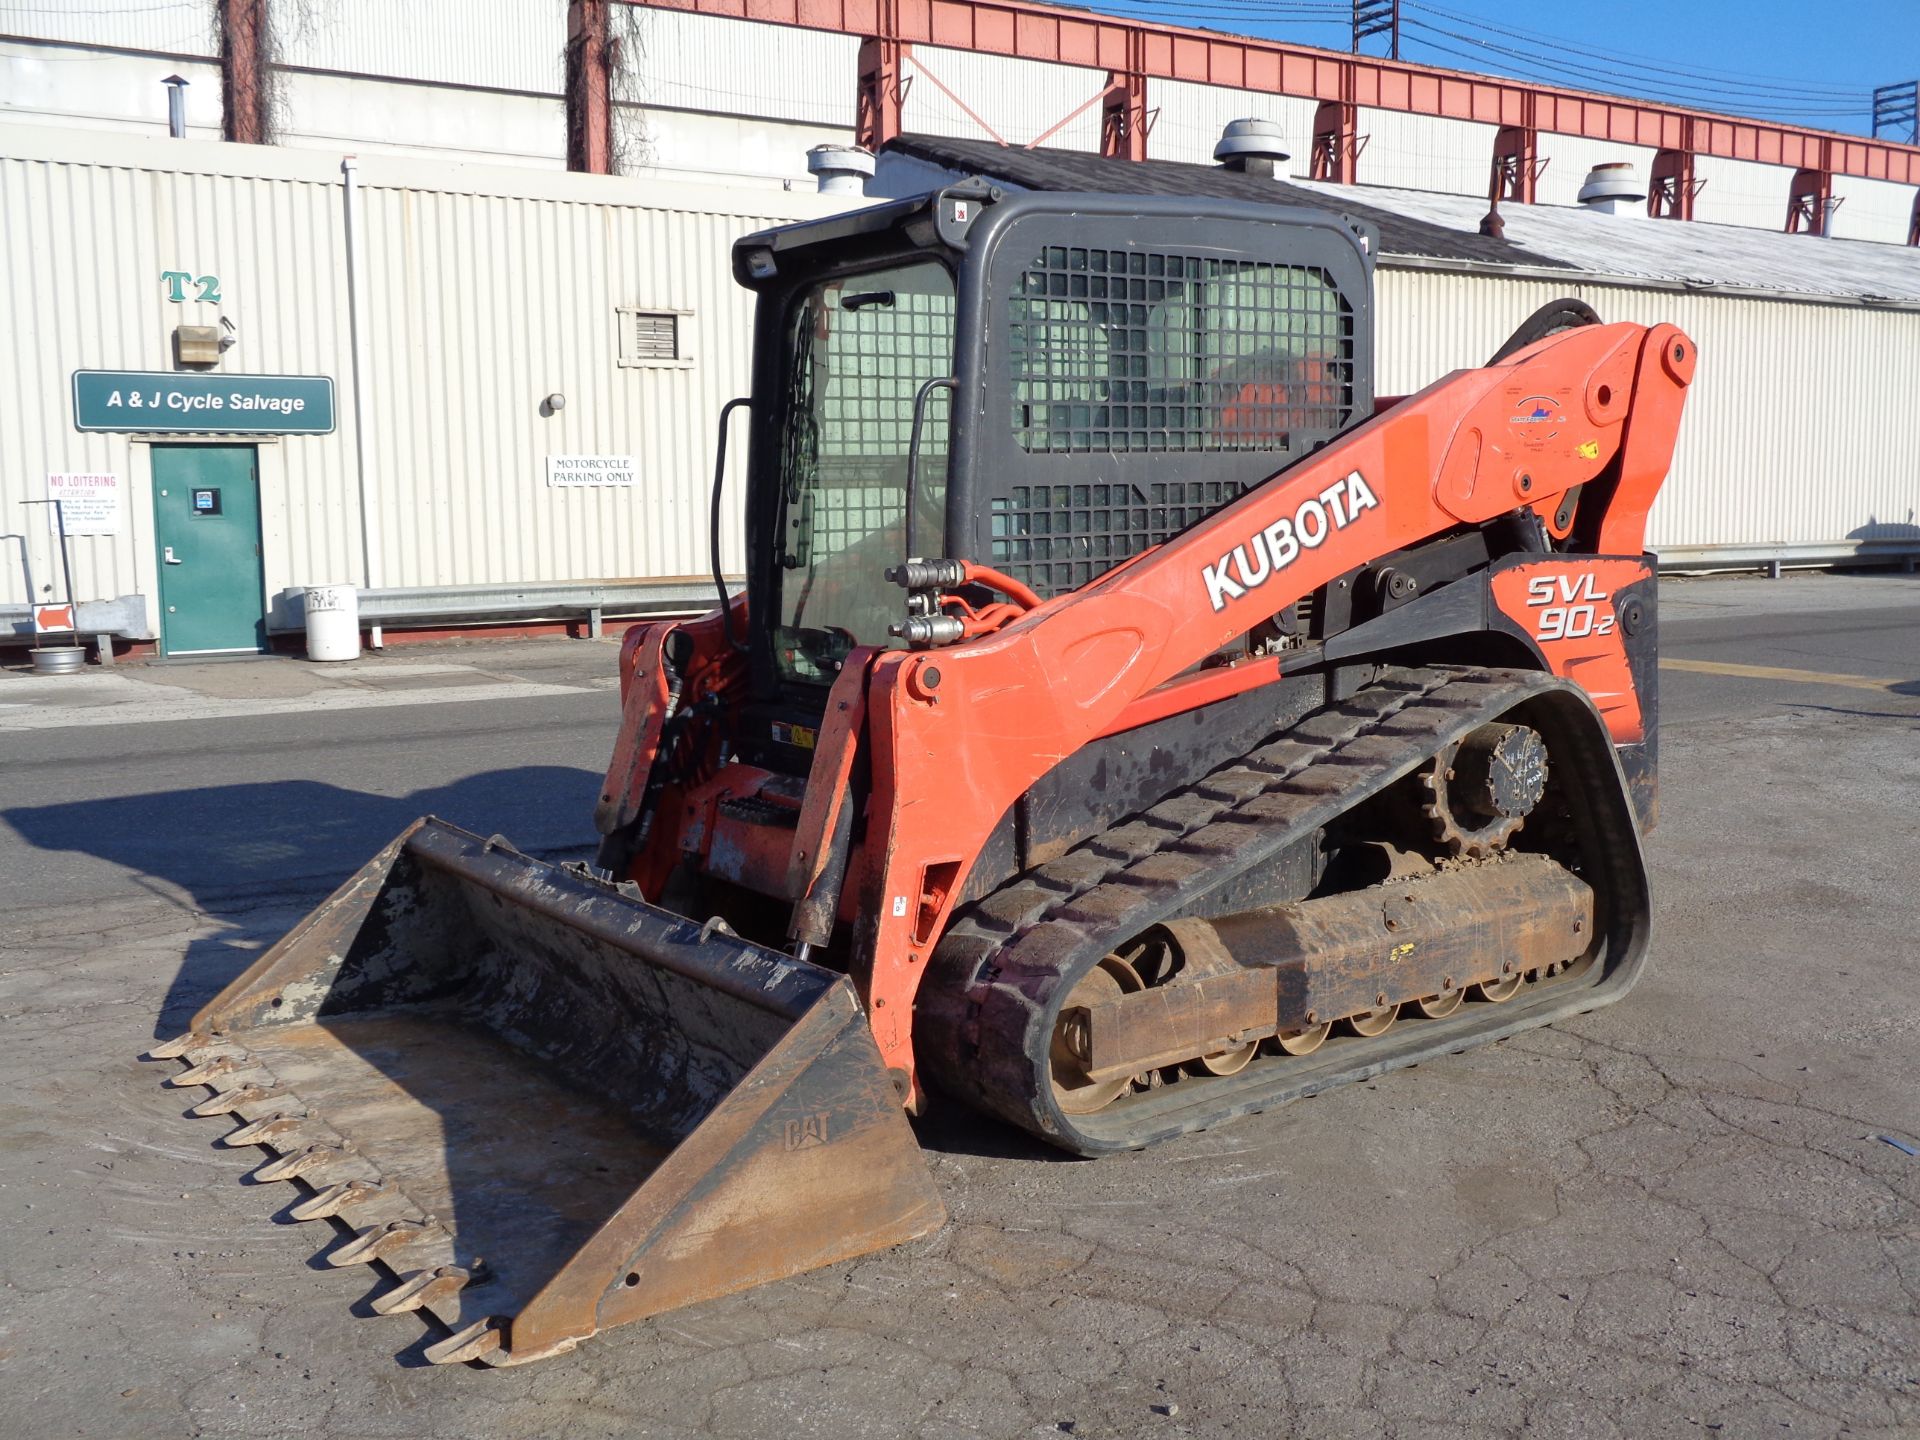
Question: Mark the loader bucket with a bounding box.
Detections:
[148,818,944,1366]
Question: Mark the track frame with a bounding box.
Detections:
[919,666,1648,1155]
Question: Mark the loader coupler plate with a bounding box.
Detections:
[148,818,944,1366]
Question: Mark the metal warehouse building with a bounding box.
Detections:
[1,124,838,654]
[3,119,1918,657]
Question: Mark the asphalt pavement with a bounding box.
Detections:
[0,574,1916,1439]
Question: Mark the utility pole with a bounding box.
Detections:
[1352,0,1399,61]
[1872,82,1918,144]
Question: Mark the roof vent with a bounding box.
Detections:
[806,144,875,197]
[1214,118,1291,178]
[1577,161,1647,216]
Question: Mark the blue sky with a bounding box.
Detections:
[1079,0,1920,137]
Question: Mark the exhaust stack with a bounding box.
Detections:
[1577,162,1647,216]
[1215,118,1291,179]
[163,74,189,139]
[807,144,876,196]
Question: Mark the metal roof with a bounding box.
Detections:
[882,134,1576,272]
[1286,177,1920,306]
[882,134,1920,308]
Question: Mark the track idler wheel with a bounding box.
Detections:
[1050,955,1146,1114]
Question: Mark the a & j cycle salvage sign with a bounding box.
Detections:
[72,371,335,435]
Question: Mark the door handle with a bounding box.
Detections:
[164,546,183,565]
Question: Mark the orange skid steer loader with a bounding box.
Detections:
[150,185,1692,1364]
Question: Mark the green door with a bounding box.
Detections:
[151,446,266,655]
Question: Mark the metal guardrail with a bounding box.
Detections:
[1,594,153,656]
[268,579,738,638]
[1656,540,1920,576]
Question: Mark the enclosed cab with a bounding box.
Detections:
[732,186,1377,708]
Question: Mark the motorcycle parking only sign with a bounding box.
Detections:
[546,454,638,487]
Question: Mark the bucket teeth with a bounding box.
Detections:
[147,1033,203,1061]
[254,1144,348,1184]
[170,1053,254,1088]
[329,1218,437,1268]
[372,1265,469,1316]
[424,1317,505,1367]
[288,1179,386,1222]
[190,1084,281,1117]
[223,1112,311,1148]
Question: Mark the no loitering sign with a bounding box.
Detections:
[45,472,124,535]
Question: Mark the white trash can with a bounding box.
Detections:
[304,584,362,662]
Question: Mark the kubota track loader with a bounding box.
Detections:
[150,184,1692,1365]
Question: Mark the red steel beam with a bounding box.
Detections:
[218,0,270,145]
[619,0,1920,186]
[568,0,615,173]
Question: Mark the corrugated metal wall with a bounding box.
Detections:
[0,126,838,621]
[353,187,769,586]
[1358,111,1492,195]
[1377,267,1920,550]
[903,46,1106,150]
[0,0,213,54]
[624,11,857,128]
[270,0,566,94]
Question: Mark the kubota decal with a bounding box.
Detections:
[1201,470,1380,613]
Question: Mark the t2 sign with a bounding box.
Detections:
[162,270,221,304]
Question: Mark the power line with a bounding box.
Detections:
[1404,1,1865,98]
[1075,0,1871,116]
[1397,24,1870,120]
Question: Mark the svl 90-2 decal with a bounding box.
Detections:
[1522,572,1616,642]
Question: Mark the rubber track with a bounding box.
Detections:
[917,665,1650,1156]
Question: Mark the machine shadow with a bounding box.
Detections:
[0,765,602,1037]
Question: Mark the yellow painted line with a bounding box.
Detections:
[1660,658,1907,693]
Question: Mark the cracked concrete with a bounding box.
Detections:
[0,582,1916,1437]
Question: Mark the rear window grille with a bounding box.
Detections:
[618,309,686,365]
[991,479,1245,595]
[1008,248,1354,456]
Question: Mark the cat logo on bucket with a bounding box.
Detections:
[784,1112,831,1150]
[1201,470,1380,613]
